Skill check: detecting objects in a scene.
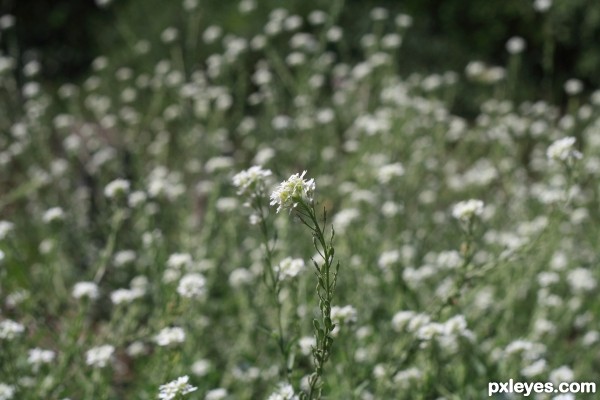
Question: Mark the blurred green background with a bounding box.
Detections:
[2,0,599,103]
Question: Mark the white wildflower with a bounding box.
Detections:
[158,376,197,400]
[85,345,114,368]
[110,288,143,305]
[0,319,25,340]
[506,36,526,54]
[191,359,212,377]
[564,79,583,96]
[274,257,306,281]
[27,348,56,370]
[177,273,207,298]
[232,165,272,196]
[0,384,15,400]
[42,207,65,223]
[533,0,552,13]
[114,250,136,267]
[549,366,574,385]
[567,268,596,293]
[72,281,100,300]
[452,199,484,222]
[331,305,358,325]
[155,327,186,346]
[0,221,14,240]
[205,388,228,400]
[546,137,582,163]
[267,383,299,400]
[270,171,316,213]
[104,179,130,198]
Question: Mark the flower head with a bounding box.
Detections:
[546,137,582,164]
[85,344,114,368]
[72,281,100,300]
[154,326,186,346]
[176,273,207,299]
[274,257,306,281]
[270,171,315,213]
[232,165,272,196]
[158,375,197,400]
[0,319,25,340]
[452,199,484,222]
[267,383,299,400]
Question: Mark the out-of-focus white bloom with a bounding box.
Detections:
[229,268,254,287]
[546,137,582,163]
[267,383,299,400]
[95,0,113,7]
[506,36,526,54]
[308,10,327,25]
[85,345,114,368]
[533,0,552,12]
[332,208,360,233]
[452,199,484,221]
[395,14,413,28]
[393,367,422,388]
[42,207,65,223]
[392,311,416,332]
[564,79,583,96]
[0,383,15,400]
[0,221,14,240]
[378,250,400,271]
[270,171,315,213]
[155,327,186,346]
[205,388,228,400]
[521,359,547,377]
[567,268,596,293]
[128,190,147,207]
[298,336,316,356]
[126,341,146,357]
[239,0,256,13]
[232,165,272,196]
[0,319,25,340]
[370,7,389,21]
[549,365,574,384]
[331,305,358,325]
[158,376,197,400]
[167,253,193,270]
[72,281,100,300]
[113,250,136,267]
[377,162,405,184]
[553,394,575,400]
[27,348,56,370]
[275,257,306,280]
[177,273,207,298]
[191,359,212,377]
[110,288,144,305]
[104,179,130,198]
[161,27,179,44]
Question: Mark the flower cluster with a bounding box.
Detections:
[155,326,186,346]
[85,344,115,368]
[0,319,25,340]
[546,137,582,164]
[270,171,315,213]
[232,165,272,196]
[452,199,484,222]
[274,257,306,281]
[158,376,197,400]
[267,383,299,400]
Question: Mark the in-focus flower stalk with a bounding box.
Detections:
[271,171,340,400]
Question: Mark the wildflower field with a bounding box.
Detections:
[1,0,600,399]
